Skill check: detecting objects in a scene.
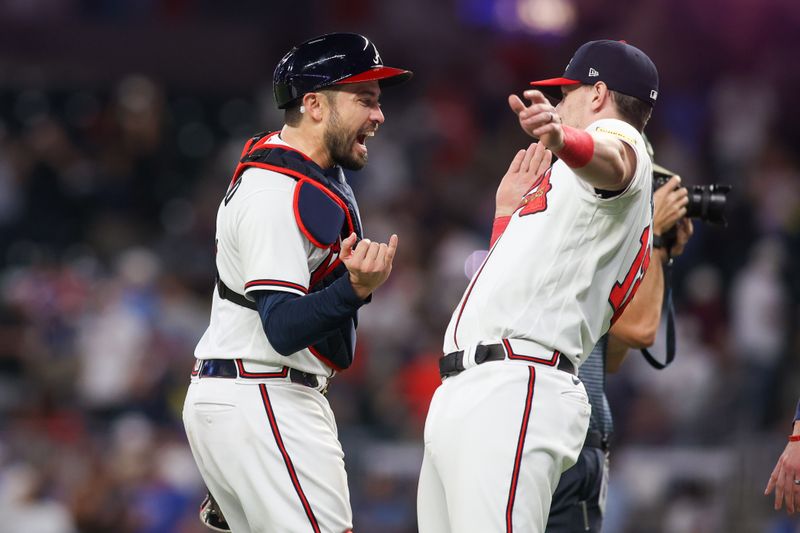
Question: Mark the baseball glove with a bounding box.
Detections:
[199,492,231,532]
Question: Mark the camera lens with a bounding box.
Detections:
[685,184,732,225]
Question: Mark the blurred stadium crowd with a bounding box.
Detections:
[0,1,799,532]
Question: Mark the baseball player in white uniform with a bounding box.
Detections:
[182,33,411,533]
[417,40,659,532]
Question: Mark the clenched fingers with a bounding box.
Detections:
[346,238,372,266]
[340,232,358,259]
[363,241,382,269]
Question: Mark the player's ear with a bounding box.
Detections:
[301,92,326,122]
[590,81,608,112]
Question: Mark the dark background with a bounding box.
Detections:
[0,1,798,531]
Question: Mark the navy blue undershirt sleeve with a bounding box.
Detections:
[253,274,365,357]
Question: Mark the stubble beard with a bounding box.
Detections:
[324,105,367,171]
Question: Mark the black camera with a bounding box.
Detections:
[652,172,732,226]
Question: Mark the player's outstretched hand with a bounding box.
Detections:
[765,437,800,514]
[508,90,565,151]
[495,142,553,217]
[340,233,398,300]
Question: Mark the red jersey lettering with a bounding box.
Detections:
[519,169,553,216]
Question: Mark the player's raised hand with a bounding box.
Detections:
[495,142,553,217]
[340,233,399,299]
[509,90,565,151]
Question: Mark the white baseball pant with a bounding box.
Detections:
[183,376,352,533]
[417,360,591,532]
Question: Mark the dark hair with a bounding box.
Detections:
[284,103,303,127]
[609,91,652,132]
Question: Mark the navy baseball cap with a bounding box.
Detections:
[530,40,659,106]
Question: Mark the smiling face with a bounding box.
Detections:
[322,81,385,170]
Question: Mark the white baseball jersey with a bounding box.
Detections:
[443,118,653,368]
[419,118,652,533]
[186,132,355,533]
[194,133,340,377]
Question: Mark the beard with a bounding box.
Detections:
[323,105,368,171]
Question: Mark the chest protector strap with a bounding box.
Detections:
[217,132,363,309]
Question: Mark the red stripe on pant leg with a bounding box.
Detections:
[259,384,321,533]
[505,366,536,533]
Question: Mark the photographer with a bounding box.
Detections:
[546,173,694,532]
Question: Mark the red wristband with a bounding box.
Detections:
[789,435,800,442]
[490,216,511,247]
[556,126,595,169]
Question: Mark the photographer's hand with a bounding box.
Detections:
[670,218,693,257]
[653,175,688,236]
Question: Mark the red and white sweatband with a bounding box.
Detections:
[556,126,595,169]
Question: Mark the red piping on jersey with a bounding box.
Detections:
[452,241,501,350]
[501,339,561,367]
[259,384,321,533]
[245,279,308,294]
[308,345,344,372]
[505,366,536,532]
[235,360,289,379]
[292,178,354,249]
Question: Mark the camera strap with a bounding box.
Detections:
[639,259,676,369]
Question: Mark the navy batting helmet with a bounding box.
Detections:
[273,32,412,109]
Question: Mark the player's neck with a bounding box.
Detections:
[586,107,627,129]
[280,125,333,168]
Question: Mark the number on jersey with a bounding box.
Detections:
[608,226,651,324]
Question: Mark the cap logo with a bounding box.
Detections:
[588,68,599,77]
[373,48,382,65]
[650,89,658,100]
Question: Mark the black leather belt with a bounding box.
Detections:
[439,343,575,378]
[584,429,611,452]
[196,359,322,389]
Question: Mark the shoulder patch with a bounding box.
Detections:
[294,180,346,248]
